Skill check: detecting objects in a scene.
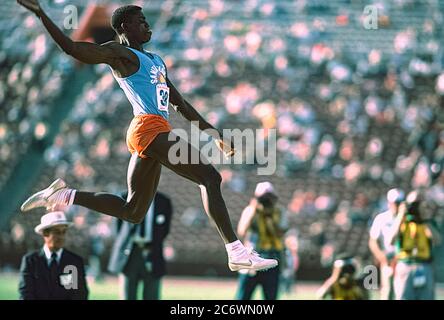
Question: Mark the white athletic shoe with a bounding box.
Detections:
[228,248,278,272]
[20,178,67,212]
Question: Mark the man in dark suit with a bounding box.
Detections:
[19,211,89,300]
[108,191,172,300]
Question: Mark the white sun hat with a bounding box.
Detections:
[254,182,275,198]
[34,211,73,235]
[386,188,405,204]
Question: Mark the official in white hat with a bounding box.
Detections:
[34,211,73,235]
[19,211,88,300]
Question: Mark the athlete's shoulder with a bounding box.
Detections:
[101,41,134,58]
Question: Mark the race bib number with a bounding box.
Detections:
[156,84,169,112]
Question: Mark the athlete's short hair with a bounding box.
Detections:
[111,5,142,35]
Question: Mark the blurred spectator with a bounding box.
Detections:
[427,171,444,207]
[334,201,352,231]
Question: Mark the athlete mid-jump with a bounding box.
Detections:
[18,0,277,272]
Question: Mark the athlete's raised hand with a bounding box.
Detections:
[215,136,236,159]
[17,0,42,15]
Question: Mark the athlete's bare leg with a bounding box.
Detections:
[145,132,238,244]
[73,153,161,224]
[20,132,278,271]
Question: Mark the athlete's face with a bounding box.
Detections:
[127,12,152,44]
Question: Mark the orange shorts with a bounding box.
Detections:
[126,114,172,158]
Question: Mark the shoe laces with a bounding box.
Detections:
[246,247,260,258]
[229,246,259,261]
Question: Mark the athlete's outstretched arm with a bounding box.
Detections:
[17,0,127,66]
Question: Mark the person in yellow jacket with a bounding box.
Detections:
[235,182,289,300]
[317,254,369,300]
[387,191,441,300]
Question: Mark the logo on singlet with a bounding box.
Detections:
[150,65,167,84]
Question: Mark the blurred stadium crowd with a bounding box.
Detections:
[1,0,444,283]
